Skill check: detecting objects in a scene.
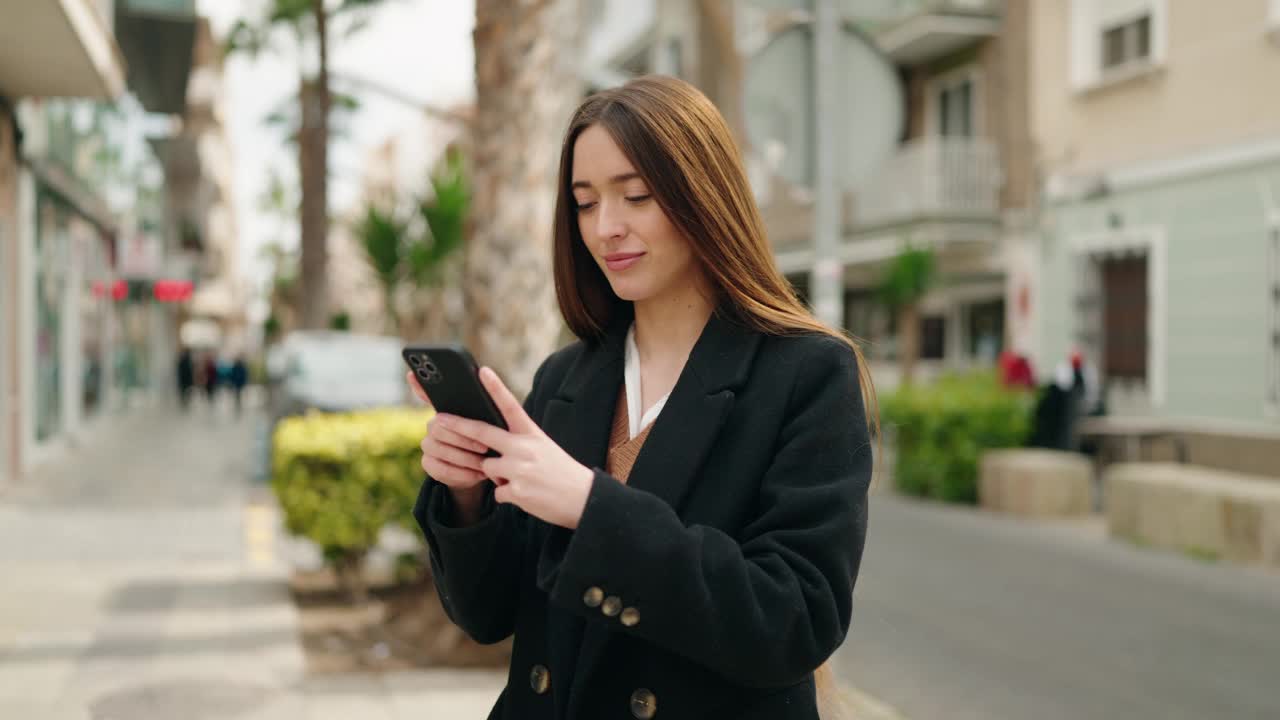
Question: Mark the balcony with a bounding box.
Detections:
[852,135,1001,230]
[875,0,1001,65]
[0,0,126,99]
[114,0,197,114]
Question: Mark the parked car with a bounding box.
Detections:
[265,331,410,425]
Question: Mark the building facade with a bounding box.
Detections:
[583,0,1033,387]
[1031,0,1280,427]
[0,0,128,485]
[0,0,221,485]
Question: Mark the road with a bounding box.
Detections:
[836,493,1280,720]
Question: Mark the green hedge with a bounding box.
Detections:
[883,372,1032,503]
[272,408,432,590]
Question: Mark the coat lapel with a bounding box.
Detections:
[624,310,762,512]
[552,309,762,720]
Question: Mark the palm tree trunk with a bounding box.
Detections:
[297,1,332,329]
[900,302,920,386]
[465,0,582,398]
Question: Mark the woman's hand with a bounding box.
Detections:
[408,371,491,497]
[434,367,596,529]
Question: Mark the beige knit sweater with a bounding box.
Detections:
[605,387,654,484]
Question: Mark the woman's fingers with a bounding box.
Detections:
[422,454,486,487]
[406,371,432,406]
[422,435,486,472]
[429,421,490,455]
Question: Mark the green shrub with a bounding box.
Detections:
[271,407,432,600]
[883,371,1032,503]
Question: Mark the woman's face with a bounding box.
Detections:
[571,124,701,304]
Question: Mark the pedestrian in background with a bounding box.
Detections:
[229,355,249,417]
[176,347,195,411]
[201,353,220,411]
[409,76,873,720]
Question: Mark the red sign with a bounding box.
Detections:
[153,280,194,303]
[112,280,128,301]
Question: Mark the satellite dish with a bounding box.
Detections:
[743,18,903,193]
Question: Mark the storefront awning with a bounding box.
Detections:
[0,0,127,99]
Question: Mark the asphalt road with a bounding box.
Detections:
[836,493,1280,720]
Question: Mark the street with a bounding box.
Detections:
[838,492,1280,720]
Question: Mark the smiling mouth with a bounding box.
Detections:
[604,252,645,271]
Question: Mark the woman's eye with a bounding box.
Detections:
[575,201,597,212]
[625,194,651,204]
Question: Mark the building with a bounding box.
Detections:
[0,0,222,486]
[152,17,248,355]
[581,0,1033,386]
[0,0,129,485]
[1030,0,1280,432]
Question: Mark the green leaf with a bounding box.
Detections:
[354,205,406,285]
[878,247,937,309]
[223,18,270,58]
[409,148,469,287]
[268,0,314,24]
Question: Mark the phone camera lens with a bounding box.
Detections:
[423,360,438,374]
[408,355,424,368]
[415,367,433,383]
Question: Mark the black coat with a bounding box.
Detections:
[414,310,873,720]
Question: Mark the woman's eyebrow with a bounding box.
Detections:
[571,172,641,190]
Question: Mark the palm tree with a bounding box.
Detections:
[879,246,937,386]
[353,147,470,338]
[225,0,389,330]
[465,0,583,397]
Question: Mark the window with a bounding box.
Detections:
[1101,255,1149,382]
[1101,14,1151,71]
[1070,0,1166,90]
[966,299,1005,364]
[933,73,977,137]
[921,315,947,361]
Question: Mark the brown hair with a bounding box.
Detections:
[551,75,876,710]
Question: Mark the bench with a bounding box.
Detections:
[1106,463,1280,568]
[979,449,1094,517]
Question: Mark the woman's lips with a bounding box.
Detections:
[604,252,645,271]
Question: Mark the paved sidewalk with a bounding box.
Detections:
[0,404,505,719]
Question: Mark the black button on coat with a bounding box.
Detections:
[414,310,873,720]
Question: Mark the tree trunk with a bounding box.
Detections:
[899,302,920,386]
[335,552,369,607]
[297,1,332,330]
[466,0,582,398]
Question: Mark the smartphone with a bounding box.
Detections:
[402,344,507,456]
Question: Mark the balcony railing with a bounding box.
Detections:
[852,135,1001,229]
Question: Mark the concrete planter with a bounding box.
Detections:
[979,449,1093,517]
[1106,463,1280,568]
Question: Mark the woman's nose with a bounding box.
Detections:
[595,200,626,240]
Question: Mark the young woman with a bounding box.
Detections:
[409,75,874,720]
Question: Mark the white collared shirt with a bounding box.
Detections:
[624,323,670,439]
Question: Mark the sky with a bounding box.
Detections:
[196,0,476,297]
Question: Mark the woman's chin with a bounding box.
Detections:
[607,280,652,303]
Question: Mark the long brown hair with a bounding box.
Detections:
[551,75,875,711]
